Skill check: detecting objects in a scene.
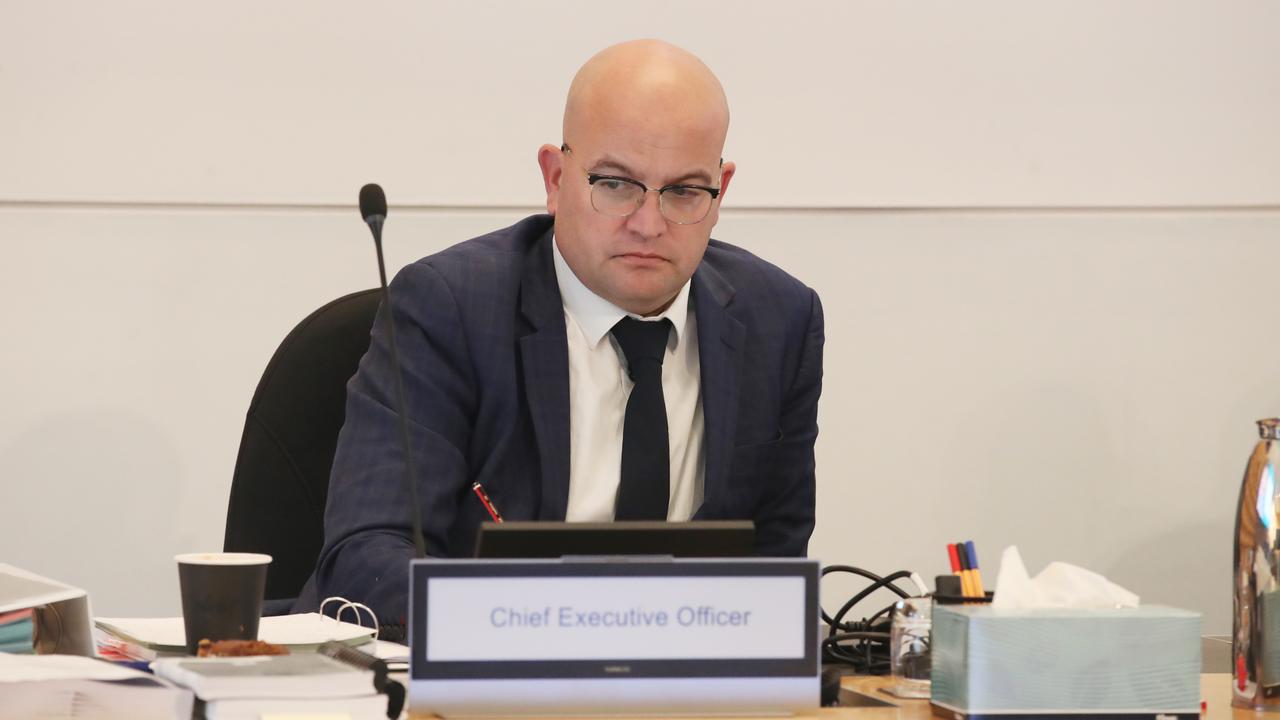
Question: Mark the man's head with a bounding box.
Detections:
[538,40,735,317]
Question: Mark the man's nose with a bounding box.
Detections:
[625,190,666,237]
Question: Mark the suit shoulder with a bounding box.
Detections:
[396,214,553,287]
[701,239,818,307]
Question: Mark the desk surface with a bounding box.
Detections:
[835,674,1237,720]
[407,674,1248,720]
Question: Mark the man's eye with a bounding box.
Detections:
[598,179,628,192]
[666,187,699,200]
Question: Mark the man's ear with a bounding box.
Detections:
[717,160,736,202]
[537,144,563,216]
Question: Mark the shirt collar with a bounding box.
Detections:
[552,234,691,350]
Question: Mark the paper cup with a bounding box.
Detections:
[175,552,271,655]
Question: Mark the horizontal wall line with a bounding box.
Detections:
[1,199,1279,215]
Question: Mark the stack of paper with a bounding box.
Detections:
[0,653,193,720]
[94,612,377,659]
[150,654,386,720]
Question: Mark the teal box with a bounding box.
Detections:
[931,605,1200,717]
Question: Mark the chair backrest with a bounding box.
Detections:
[223,288,381,601]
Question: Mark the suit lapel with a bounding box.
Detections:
[691,261,745,516]
[518,228,572,520]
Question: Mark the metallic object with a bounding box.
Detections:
[1234,418,1280,709]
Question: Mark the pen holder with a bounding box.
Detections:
[932,591,995,605]
[932,574,994,605]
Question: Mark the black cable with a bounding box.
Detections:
[829,570,911,631]
[820,565,918,675]
[821,566,912,628]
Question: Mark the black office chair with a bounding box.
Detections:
[223,288,381,606]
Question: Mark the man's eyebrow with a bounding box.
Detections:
[591,155,715,186]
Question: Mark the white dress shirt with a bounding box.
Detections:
[552,238,705,521]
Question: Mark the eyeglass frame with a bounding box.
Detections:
[560,143,723,225]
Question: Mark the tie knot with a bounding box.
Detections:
[611,317,671,378]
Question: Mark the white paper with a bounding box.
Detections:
[0,653,195,720]
[0,652,150,683]
[359,638,410,664]
[96,613,375,650]
[150,654,372,701]
[205,694,386,720]
[249,613,376,646]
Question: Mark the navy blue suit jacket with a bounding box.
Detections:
[302,214,824,624]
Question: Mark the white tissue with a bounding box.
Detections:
[991,546,1139,609]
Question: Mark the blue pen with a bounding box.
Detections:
[964,540,984,596]
[107,659,154,673]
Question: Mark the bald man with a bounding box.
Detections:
[301,40,824,627]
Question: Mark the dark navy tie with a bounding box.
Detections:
[611,316,672,520]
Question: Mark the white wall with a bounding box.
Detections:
[3,1,1277,633]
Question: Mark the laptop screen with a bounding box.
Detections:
[472,520,756,559]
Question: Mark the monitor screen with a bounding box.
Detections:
[472,520,755,559]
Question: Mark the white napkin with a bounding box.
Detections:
[991,546,1139,609]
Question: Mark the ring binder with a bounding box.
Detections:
[320,596,379,641]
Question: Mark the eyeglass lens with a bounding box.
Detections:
[591,179,714,225]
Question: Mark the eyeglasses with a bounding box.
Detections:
[561,144,721,225]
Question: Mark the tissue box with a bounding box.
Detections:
[931,604,1200,719]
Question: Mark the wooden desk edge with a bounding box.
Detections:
[410,673,1239,719]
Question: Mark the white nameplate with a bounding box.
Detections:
[408,558,819,717]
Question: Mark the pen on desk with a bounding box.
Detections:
[471,482,504,523]
[965,540,984,597]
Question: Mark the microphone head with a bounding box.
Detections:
[359,183,387,221]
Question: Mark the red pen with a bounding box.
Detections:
[471,482,504,523]
[948,543,971,597]
[947,543,961,574]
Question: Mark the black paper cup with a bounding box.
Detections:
[175,552,271,655]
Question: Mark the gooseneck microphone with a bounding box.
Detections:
[358,183,428,559]
[359,183,387,239]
